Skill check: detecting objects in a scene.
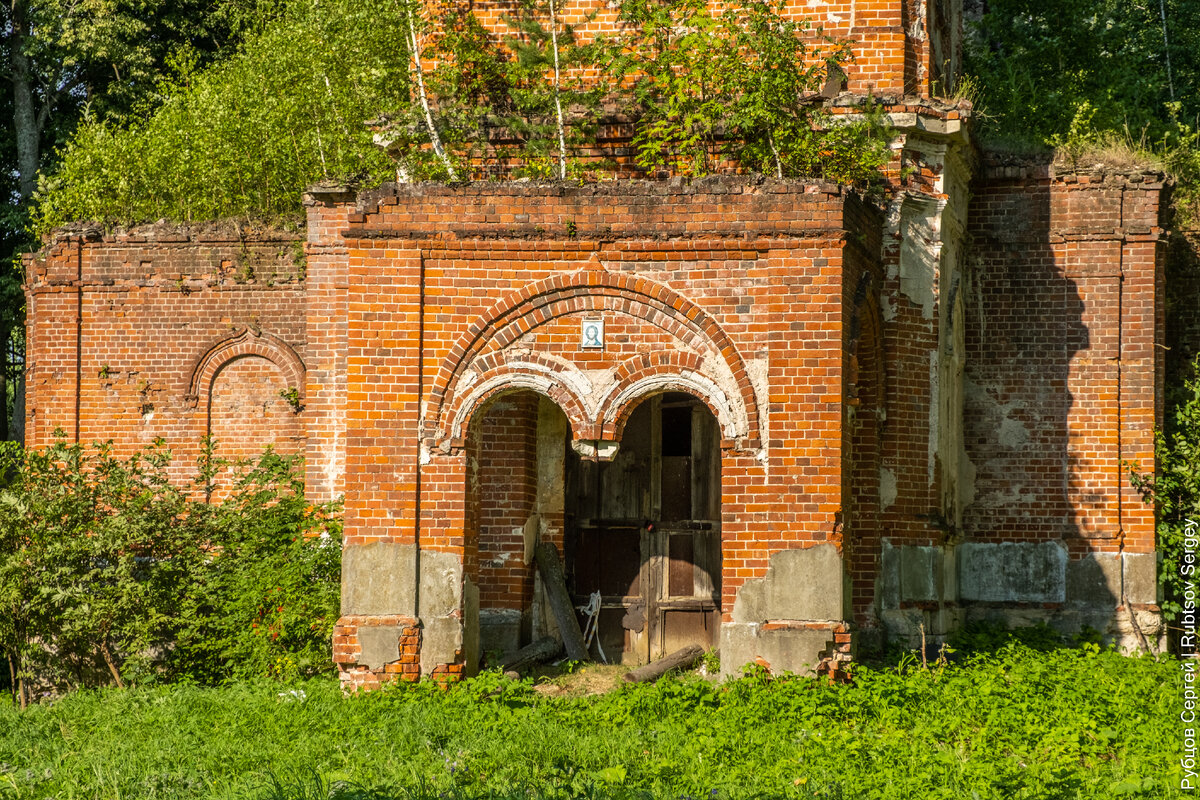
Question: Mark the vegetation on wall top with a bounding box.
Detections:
[32,0,892,235]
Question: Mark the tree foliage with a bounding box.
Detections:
[35,0,892,233]
[965,0,1198,144]
[607,0,888,183]
[34,0,412,231]
[965,0,1200,222]
[0,438,341,704]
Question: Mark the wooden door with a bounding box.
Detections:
[565,394,721,664]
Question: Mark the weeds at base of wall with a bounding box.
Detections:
[0,629,1178,800]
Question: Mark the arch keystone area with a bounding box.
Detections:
[429,270,761,450]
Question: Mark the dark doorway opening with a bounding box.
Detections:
[565,393,721,664]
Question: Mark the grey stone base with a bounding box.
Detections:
[719,623,834,677]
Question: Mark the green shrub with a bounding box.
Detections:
[33,0,411,231]
[0,436,341,701]
[1131,356,1200,623]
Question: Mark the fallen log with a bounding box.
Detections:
[623,644,704,683]
[534,542,591,662]
[497,636,563,672]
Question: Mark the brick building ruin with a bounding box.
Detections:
[24,0,1167,685]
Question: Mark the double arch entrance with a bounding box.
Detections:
[465,387,723,666]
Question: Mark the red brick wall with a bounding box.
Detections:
[472,393,539,612]
[331,179,878,636]
[23,226,307,484]
[964,162,1166,557]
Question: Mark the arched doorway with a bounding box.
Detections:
[465,389,571,660]
[565,392,722,664]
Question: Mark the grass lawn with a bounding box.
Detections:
[0,639,1183,799]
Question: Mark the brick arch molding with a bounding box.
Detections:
[440,354,591,450]
[185,328,306,418]
[598,350,748,447]
[428,269,761,449]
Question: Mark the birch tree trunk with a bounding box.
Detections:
[549,0,567,180]
[404,1,457,180]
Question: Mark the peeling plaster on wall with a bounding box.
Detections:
[745,356,771,469]
[881,293,897,322]
[418,549,467,676]
[582,368,617,411]
[879,467,898,510]
[899,195,942,320]
[322,427,343,498]
[911,0,927,41]
[450,373,560,441]
[502,352,596,406]
[963,376,1039,510]
[998,417,1029,449]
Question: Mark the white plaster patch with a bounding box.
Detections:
[879,467,898,511]
[998,417,1029,449]
[899,195,943,320]
[881,293,897,322]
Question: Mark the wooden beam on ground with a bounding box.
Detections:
[623,644,704,683]
[534,542,591,662]
[497,636,563,672]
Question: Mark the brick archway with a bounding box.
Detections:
[599,351,748,447]
[428,269,761,450]
[439,356,588,450]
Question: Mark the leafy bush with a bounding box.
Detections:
[0,437,341,702]
[34,0,411,231]
[1131,356,1200,623]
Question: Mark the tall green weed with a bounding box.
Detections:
[0,437,341,701]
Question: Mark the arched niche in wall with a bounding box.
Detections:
[185,328,306,460]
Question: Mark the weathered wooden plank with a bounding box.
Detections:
[534,542,591,662]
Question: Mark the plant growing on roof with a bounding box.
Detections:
[502,0,603,179]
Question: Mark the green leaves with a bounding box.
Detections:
[36,0,896,232]
[34,0,411,232]
[0,437,342,695]
[608,0,889,184]
[1130,356,1200,621]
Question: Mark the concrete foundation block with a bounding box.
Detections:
[899,545,941,603]
[419,550,464,619]
[718,622,833,677]
[761,545,846,621]
[341,542,417,616]
[421,615,464,676]
[959,541,1066,603]
[1123,553,1159,605]
[357,625,402,670]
